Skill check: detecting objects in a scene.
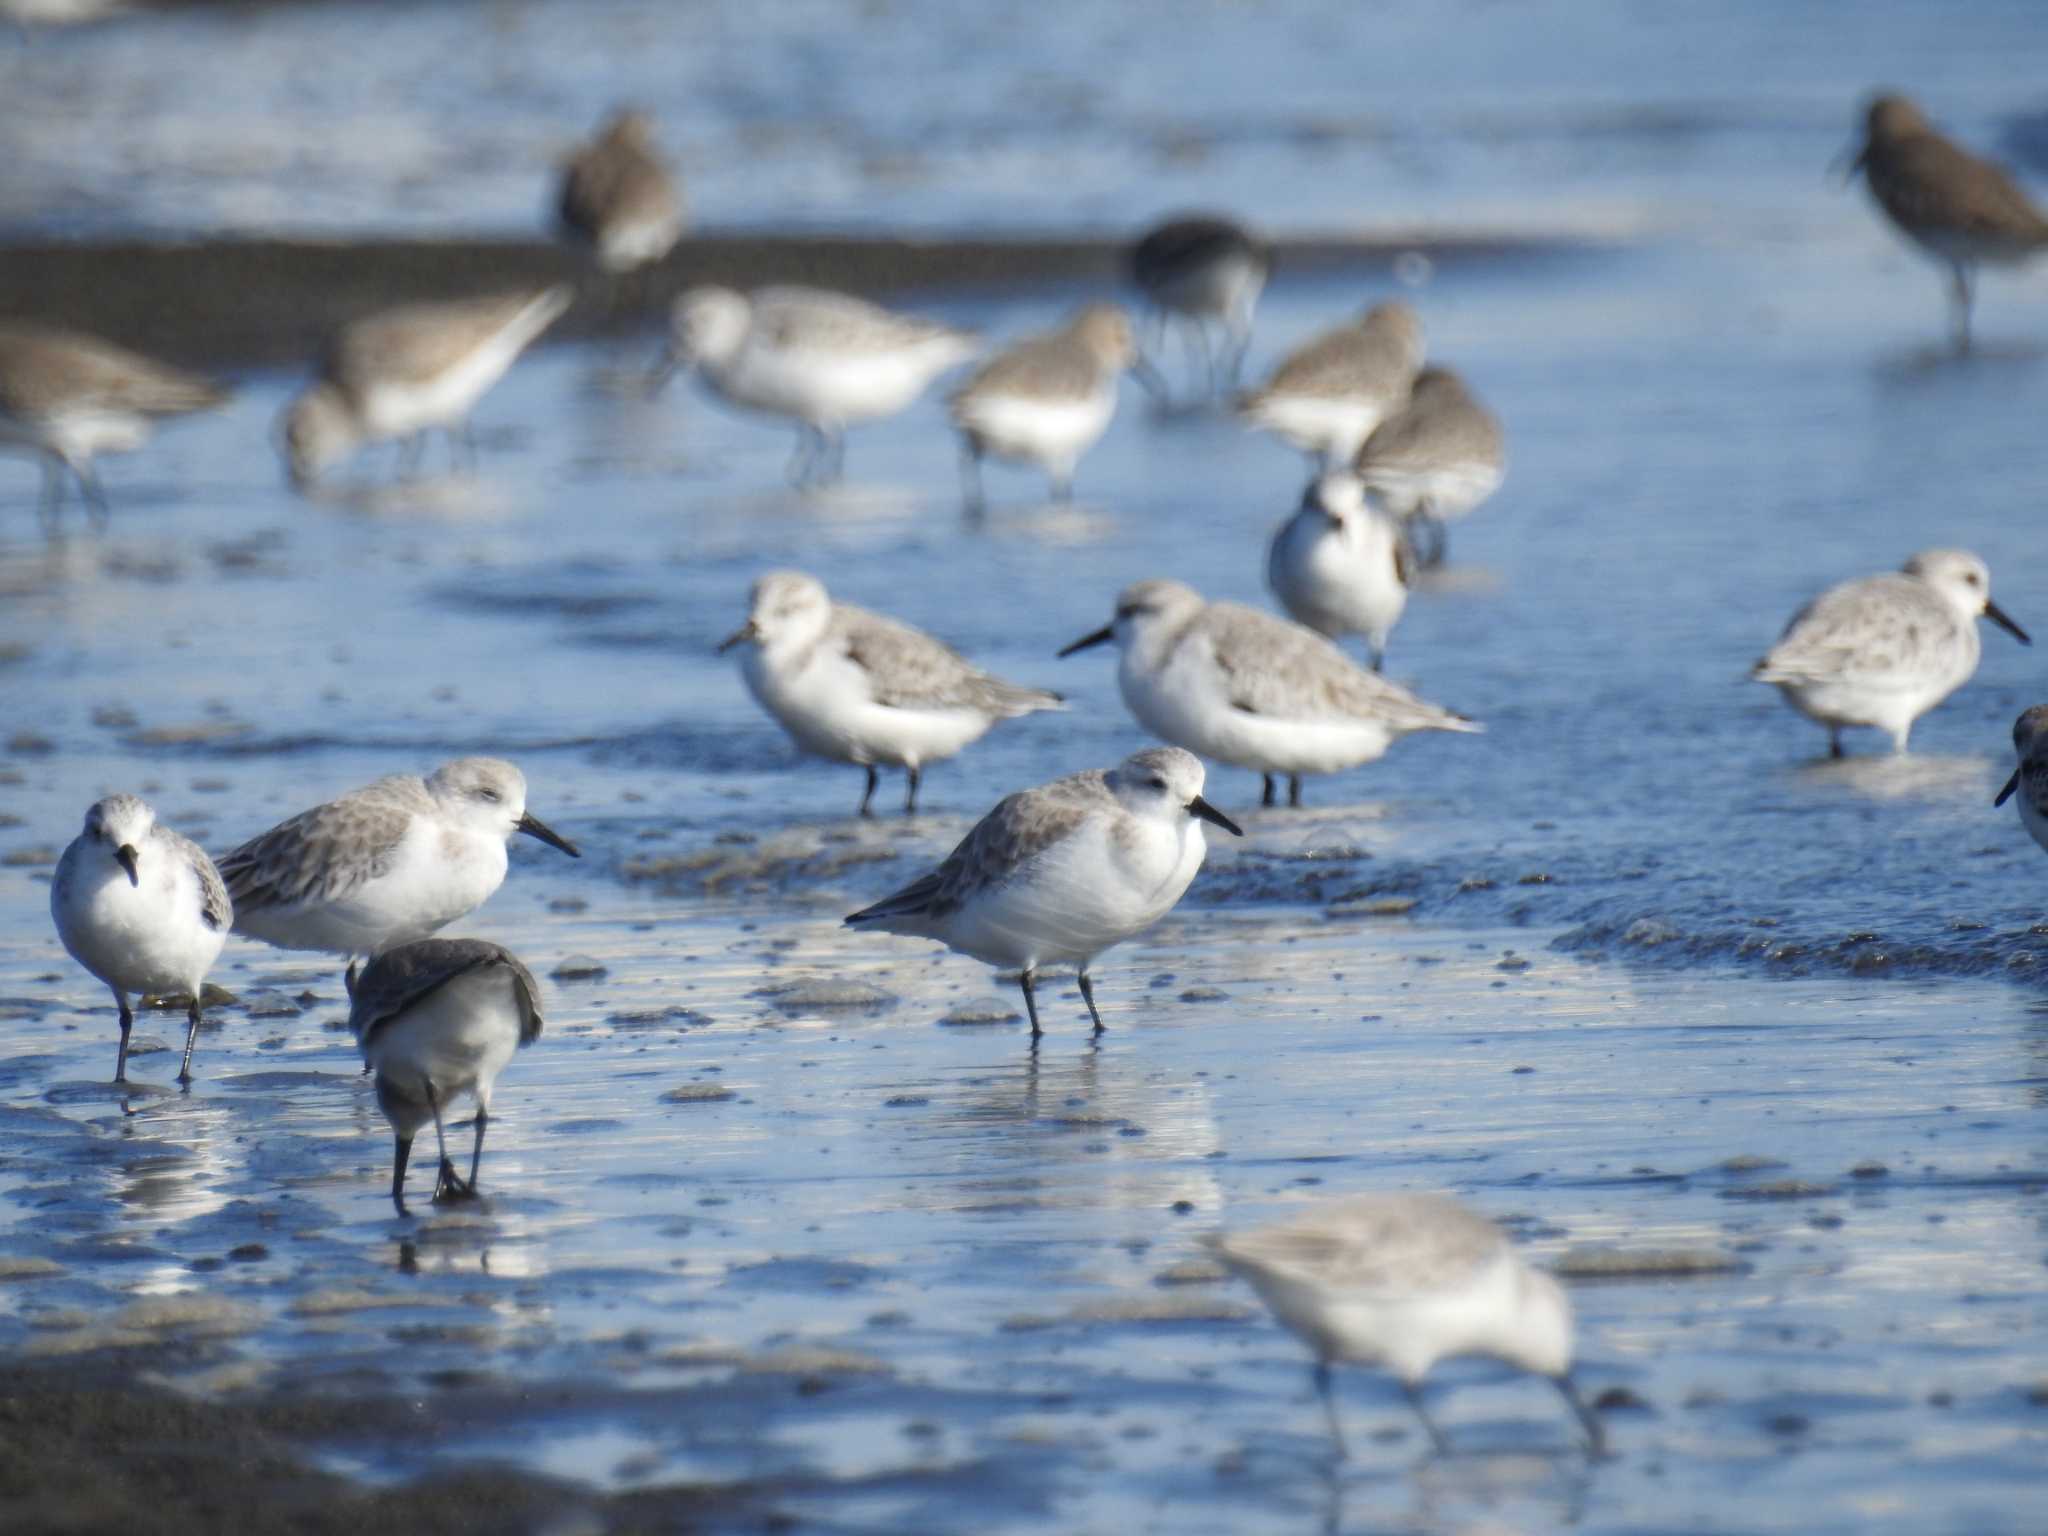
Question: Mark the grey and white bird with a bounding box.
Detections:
[718,570,1063,816]
[1753,549,2028,757]
[217,757,579,959]
[557,108,686,275]
[949,303,1155,512]
[1266,471,1410,670]
[1204,1192,1604,1458]
[1844,92,2048,352]
[1237,301,1422,469]
[347,938,543,1217]
[1059,579,1480,808]
[845,747,1241,1039]
[51,794,232,1084]
[0,323,228,529]
[1353,365,1504,568]
[1995,705,2048,846]
[661,286,978,484]
[1128,213,1270,403]
[279,286,570,488]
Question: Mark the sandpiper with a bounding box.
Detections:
[1352,365,1504,568]
[661,286,978,484]
[846,747,1240,1040]
[719,570,1063,815]
[51,795,232,1083]
[1059,578,1480,808]
[558,109,686,275]
[1753,549,2027,756]
[217,757,579,959]
[1266,471,1409,670]
[948,303,1155,512]
[278,286,570,488]
[1237,301,1421,469]
[1205,1192,1604,1458]
[348,938,542,1217]
[1845,92,2048,352]
[1127,213,1270,402]
[0,323,228,529]
[1995,705,2048,847]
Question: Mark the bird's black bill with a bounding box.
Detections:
[715,620,758,654]
[1057,625,1115,658]
[517,812,581,858]
[1129,352,1170,401]
[1986,600,2030,645]
[645,352,683,399]
[1189,795,1244,837]
[1996,768,2021,808]
[115,844,140,885]
[1828,139,1867,184]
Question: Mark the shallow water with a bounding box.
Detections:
[4,1,2048,1531]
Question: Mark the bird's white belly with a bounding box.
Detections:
[744,646,991,768]
[239,820,508,955]
[721,340,958,429]
[53,859,221,997]
[1364,460,1503,521]
[1247,396,1383,462]
[365,969,522,1111]
[957,389,1115,468]
[1121,652,1394,775]
[597,212,681,272]
[1269,515,1406,644]
[360,331,528,443]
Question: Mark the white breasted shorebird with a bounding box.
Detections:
[1844,91,2048,352]
[1753,549,2027,757]
[1204,1192,1604,1458]
[719,569,1063,816]
[51,795,232,1084]
[661,286,978,484]
[557,108,685,276]
[846,747,1240,1040]
[279,286,570,488]
[0,323,228,530]
[948,303,1157,512]
[1060,578,1480,808]
[217,757,579,960]
[1266,471,1410,671]
[1237,301,1421,470]
[1127,213,1270,403]
[348,938,542,1217]
[1352,365,1503,568]
[1995,705,2048,846]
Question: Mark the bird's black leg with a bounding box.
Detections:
[1403,1379,1451,1455]
[1315,1359,1349,1461]
[178,995,203,1085]
[824,429,847,483]
[78,462,110,531]
[426,1082,470,1200]
[113,996,133,1083]
[37,455,66,534]
[1553,1373,1607,1457]
[399,433,426,478]
[1051,470,1074,505]
[787,426,819,485]
[1949,262,1974,354]
[903,764,921,815]
[1829,728,1844,759]
[468,1104,489,1194]
[1262,773,1277,808]
[391,1134,414,1218]
[1288,774,1303,808]
[1018,970,1044,1040]
[1077,969,1106,1036]
[858,764,879,818]
[959,441,986,518]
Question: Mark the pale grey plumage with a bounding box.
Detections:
[835,604,1061,716]
[1755,572,1960,688]
[1247,301,1421,403]
[316,291,565,408]
[348,938,544,1054]
[217,774,427,917]
[1204,1193,1508,1298]
[0,326,227,420]
[558,109,684,271]
[1197,600,1472,733]
[1354,367,1503,478]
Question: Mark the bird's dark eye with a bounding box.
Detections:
[479,788,502,803]
[1148,776,1168,791]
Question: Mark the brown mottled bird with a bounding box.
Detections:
[557,109,686,275]
[0,323,228,529]
[1846,92,2048,351]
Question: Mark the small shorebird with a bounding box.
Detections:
[661,286,978,484]
[279,286,570,488]
[348,938,542,1217]
[1237,301,1421,470]
[1127,213,1270,402]
[1996,705,2048,847]
[1204,1192,1604,1458]
[217,757,579,959]
[51,795,232,1084]
[557,109,685,276]
[846,747,1240,1039]
[1844,92,2048,352]
[948,303,1155,512]
[1266,471,1410,670]
[1059,578,1480,808]
[0,323,228,529]
[1753,549,2027,757]
[1353,365,1503,568]
[719,569,1063,816]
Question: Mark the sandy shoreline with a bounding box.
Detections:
[0,229,1599,368]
